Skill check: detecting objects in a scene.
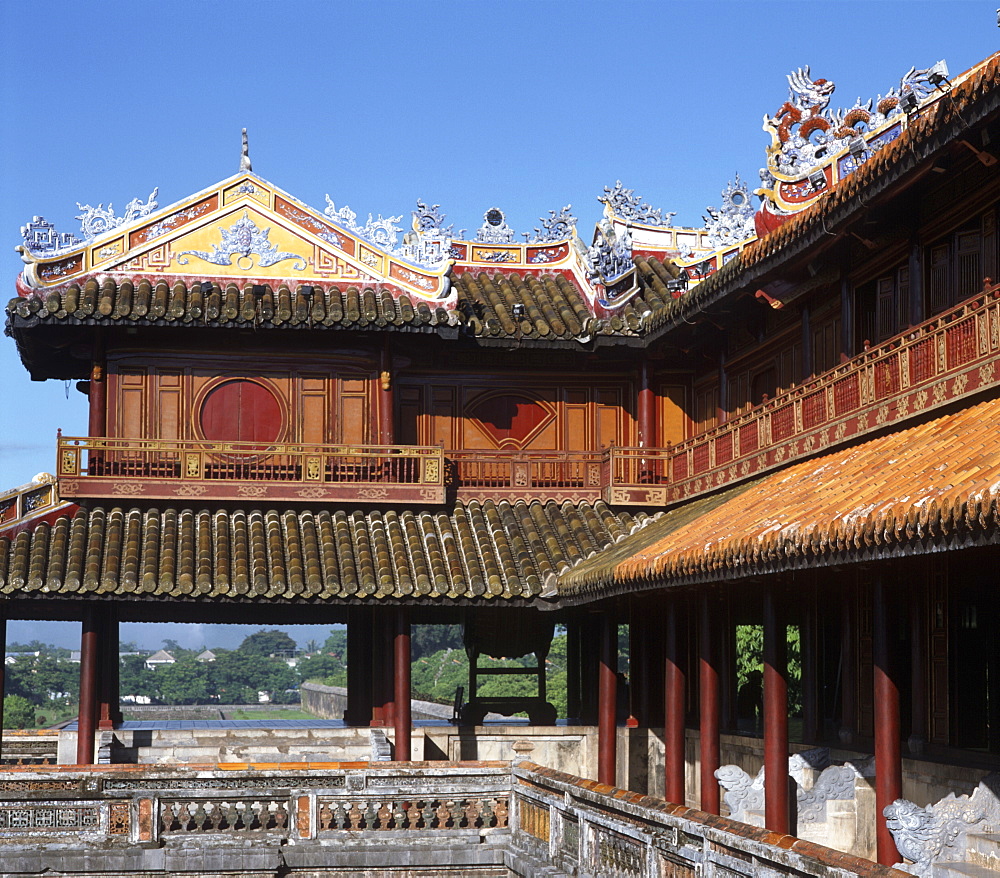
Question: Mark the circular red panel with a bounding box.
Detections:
[200,380,282,444]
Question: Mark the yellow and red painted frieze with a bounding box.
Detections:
[18,173,454,305]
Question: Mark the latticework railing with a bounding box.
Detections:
[56,438,446,504]
[608,282,1000,506]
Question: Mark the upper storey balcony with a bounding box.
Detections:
[54,284,1000,509]
[609,281,1000,506]
[57,440,447,505]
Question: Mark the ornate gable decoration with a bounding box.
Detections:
[17,173,454,303]
[756,60,951,215]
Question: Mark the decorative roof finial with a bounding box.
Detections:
[240,128,252,173]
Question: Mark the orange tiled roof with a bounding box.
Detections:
[557,394,1000,600]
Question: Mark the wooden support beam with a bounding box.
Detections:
[665,598,686,806]
[764,586,790,835]
[874,577,903,866]
[77,606,99,764]
[598,615,617,787]
[381,613,395,728]
[346,607,373,727]
[699,593,721,814]
[379,337,394,445]
[98,606,120,730]
[393,608,411,761]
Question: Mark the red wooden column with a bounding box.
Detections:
[98,604,121,730]
[346,608,373,726]
[873,577,903,866]
[393,609,411,761]
[77,606,100,764]
[763,586,790,834]
[598,614,618,786]
[638,358,655,482]
[379,337,394,445]
[664,597,686,805]
[699,592,721,814]
[88,333,107,438]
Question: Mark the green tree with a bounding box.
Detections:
[410,624,463,661]
[209,650,297,703]
[238,629,297,657]
[3,695,36,729]
[152,657,209,705]
[297,652,346,686]
[5,655,78,705]
[322,629,347,660]
[119,654,154,699]
[735,624,802,720]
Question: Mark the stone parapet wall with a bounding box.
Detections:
[0,760,908,877]
[301,682,455,722]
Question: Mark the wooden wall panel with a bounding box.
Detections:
[526,419,558,449]
[430,387,457,449]
[395,375,635,452]
[398,387,422,446]
[155,372,182,440]
[107,356,376,446]
[564,394,588,450]
[339,392,367,445]
[118,370,146,438]
[299,375,329,445]
[658,384,687,446]
[595,388,623,449]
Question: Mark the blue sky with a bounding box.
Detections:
[1,0,996,648]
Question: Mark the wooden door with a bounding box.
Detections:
[200,379,283,443]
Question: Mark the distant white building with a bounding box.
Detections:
[195,649,217,663]
[144,649,176,670]
[4,651,40,665]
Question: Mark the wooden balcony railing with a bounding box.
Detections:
[50,285,1000,510]
[57,437,446,504]
[0,474,68,536]
[608,281,1000,506]
[447,450,604,502]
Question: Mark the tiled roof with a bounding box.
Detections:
[557,395,1000,601]
[6,278,457,334]
[453,262,678,343]
[645,51,1000,338]
[6,263,681,350]
[0,500,652,605]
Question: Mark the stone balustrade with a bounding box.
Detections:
[0,760,912,876]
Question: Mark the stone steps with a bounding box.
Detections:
[967,833,1000,872]
[934,864,1000,877]
[933,835,1000,875]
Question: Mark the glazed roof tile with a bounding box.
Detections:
[0,500,650,605]
[6,265,681,350]
[557,395,1000,601]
